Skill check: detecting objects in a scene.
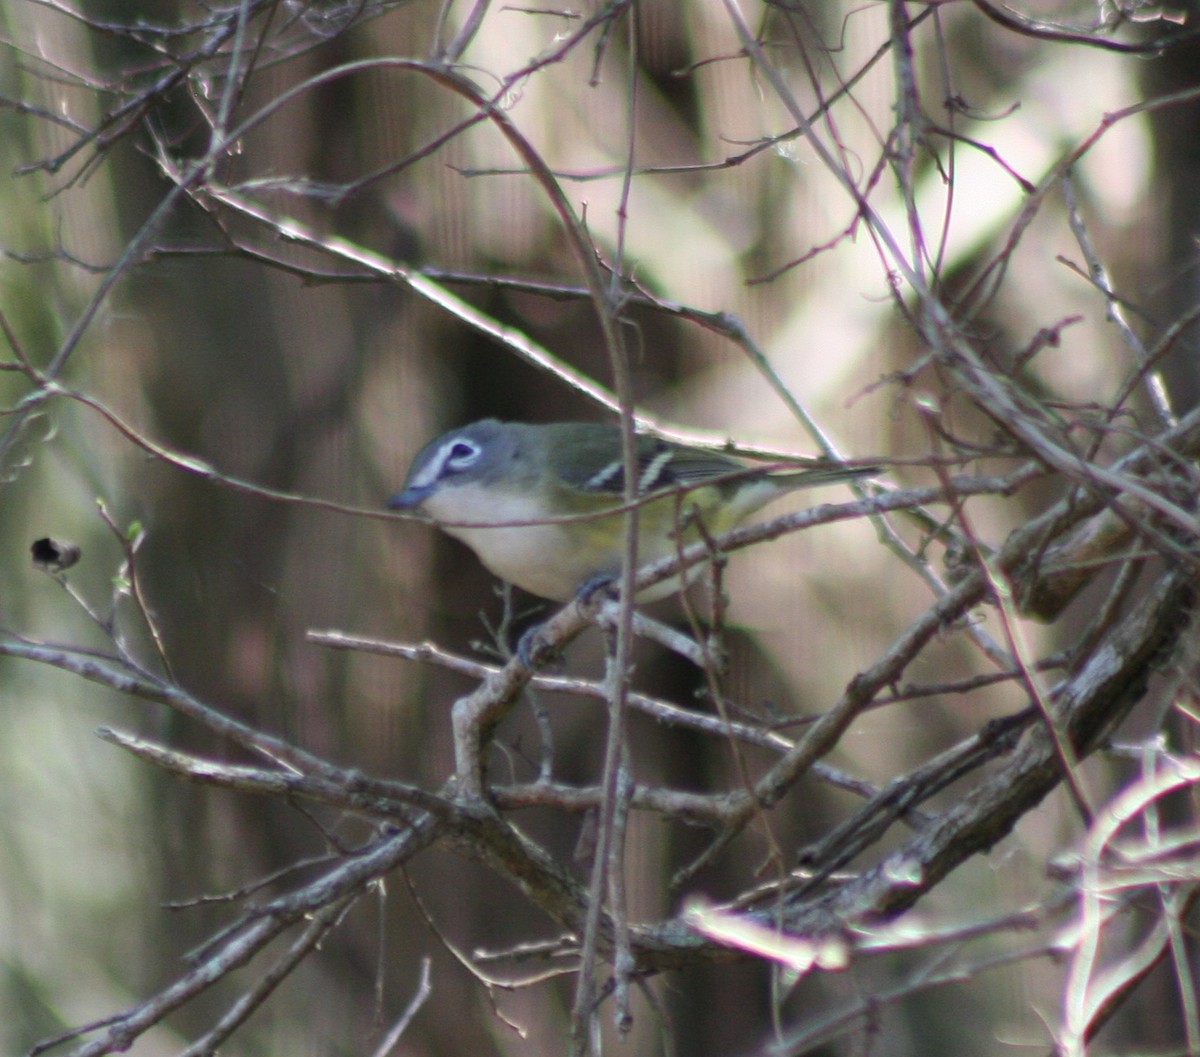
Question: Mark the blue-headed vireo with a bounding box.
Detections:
[388,419,876,602]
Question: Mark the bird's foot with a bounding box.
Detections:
[575,573,619,608]
[516,622,562,670]
[515,577,620,669]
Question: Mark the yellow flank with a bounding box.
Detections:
[426,474,810,602]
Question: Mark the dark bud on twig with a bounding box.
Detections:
[31,537,81,572]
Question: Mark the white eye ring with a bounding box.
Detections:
[407,436,484,491]
[444,438,481,472]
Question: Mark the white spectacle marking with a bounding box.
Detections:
[445,440,481,469]
[409,437,478,489]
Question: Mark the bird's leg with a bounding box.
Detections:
[516,620,560,669]
[515,575,619,668]
[575,572,619,606]
[576,573,623,658]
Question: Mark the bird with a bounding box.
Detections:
[388,419,876,603]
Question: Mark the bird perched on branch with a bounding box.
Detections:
[388,419,876,603]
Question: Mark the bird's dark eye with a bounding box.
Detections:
[445,439,481,472]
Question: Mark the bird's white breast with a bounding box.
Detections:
[420,482,602,601]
